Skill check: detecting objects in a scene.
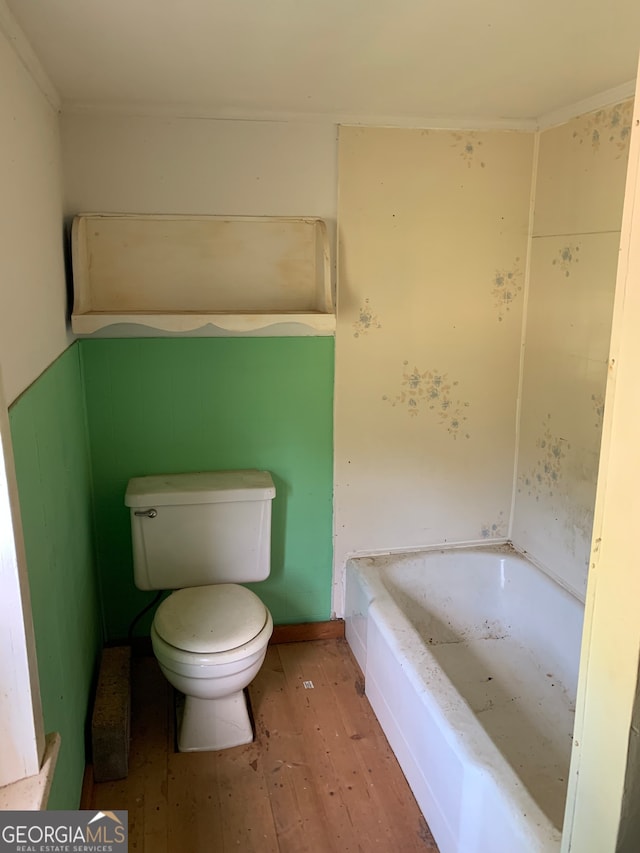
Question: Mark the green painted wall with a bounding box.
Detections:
[5,334,333,806]
[81,337,334,641]
[9,344,102,809]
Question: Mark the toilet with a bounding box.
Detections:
[125,469,275,752]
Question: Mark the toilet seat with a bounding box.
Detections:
[151,607,274,675]
[154,583,268,653]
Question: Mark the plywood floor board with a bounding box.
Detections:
[88,639,439,852]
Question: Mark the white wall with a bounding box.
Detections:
[562,85,640,853]
[0,10,66,789]
[0,25,70,404]
[513,100,632,598]
[335,126,534,589]
[60,114,338,257]
[333,105,631,608]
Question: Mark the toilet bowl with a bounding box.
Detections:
[150,583,273,751]
[125,469,277,752]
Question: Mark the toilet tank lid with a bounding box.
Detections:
[125,469,275,507]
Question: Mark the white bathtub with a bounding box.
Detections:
[345,545,584,853]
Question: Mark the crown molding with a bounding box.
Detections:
[537,80,636,131]
[57,78,640,134]
[61,98,538,131]
[61,84,638,132]
[336,114,537,132]
[0,0,60,112]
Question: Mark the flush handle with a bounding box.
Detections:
[134,508,157,518]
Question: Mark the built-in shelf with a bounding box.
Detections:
[70,312,336,337]
[71,214,335,337]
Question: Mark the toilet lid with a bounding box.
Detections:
[153,584,268,653]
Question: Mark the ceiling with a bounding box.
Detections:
[6,0,640,123]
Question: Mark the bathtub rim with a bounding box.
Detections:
[345,540,585,606]
[346,545,569,850]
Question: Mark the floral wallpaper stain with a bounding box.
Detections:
[352,298,382,338]
[382,362,471,439]
[451,132,486,169]
[519,414,570,500]
[492,258,523,321]
[481,511,507,539]
[572,101,633,158]
[591,393,605,430]
[552,244,580,277]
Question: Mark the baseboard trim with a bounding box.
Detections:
[126,619,345,657]
[270,619,345,644]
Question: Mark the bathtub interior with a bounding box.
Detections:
[374,548,584,697]
[346,546,585,847]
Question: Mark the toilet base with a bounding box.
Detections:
[176,690,254,752]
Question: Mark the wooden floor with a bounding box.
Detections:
[87,639,439,852]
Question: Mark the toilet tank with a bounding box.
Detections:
[125,470,276,590]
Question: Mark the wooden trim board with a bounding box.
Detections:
[127,620,345,657]
[270,619,345,644]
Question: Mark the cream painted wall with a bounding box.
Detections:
[335,127,534,583]
[512,100,632,598]
[0,10,67,794]
[562,86,640,853]
[60,114,338,256]
[0,26,70,403]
